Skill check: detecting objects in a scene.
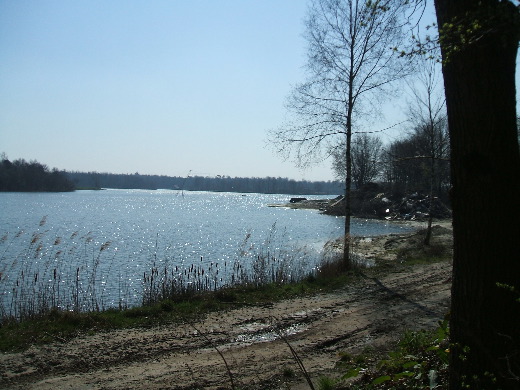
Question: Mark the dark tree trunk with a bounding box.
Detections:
[434,1,520,388]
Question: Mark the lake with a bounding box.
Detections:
[0,189,412,316]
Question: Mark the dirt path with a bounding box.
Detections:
[0,256,451,389]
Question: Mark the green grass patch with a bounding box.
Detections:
[333,320,450,389]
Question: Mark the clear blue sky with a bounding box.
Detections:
[1,0,330,180]
[1,1,517,181]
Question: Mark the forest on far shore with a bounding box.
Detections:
[0,155,343,195]
[66,170,344,195]
[0,157,75,192]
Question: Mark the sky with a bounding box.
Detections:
[1,1,517,182]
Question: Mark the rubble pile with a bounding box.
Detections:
[323,191,452,220]
[382,192,452,220]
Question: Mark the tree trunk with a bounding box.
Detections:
[343,58,355,269]
[343,120,352,269]
[424,134,436,246]
[434,1,520,388]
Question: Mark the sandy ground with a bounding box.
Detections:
[0,223,452,390]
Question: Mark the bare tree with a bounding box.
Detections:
[268,0,413,268]
[331,133,383,188]
[407,59,449,244]
[380,122,449,198]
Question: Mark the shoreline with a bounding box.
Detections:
[1,250,452,389]
[269,198,452,234]
[0,224,453,389]
[269,193,452,223]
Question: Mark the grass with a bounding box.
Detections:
[0,260,355,352]
[0,221,318,321]
[1,219,453,380]
[396,226,453,265]
[331,319,450,389]
[0,218,358,352]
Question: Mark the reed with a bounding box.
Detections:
[0,217,120,322]
[141,223,314,306]
[1,220,318,322]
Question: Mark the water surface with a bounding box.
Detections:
[0,190,412,312]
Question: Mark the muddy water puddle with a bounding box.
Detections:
[232,307,331,345]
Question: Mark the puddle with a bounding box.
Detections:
[351,252,376,267]
[235,323,308,344]
[232,308,326,345]
[237,321,270,333]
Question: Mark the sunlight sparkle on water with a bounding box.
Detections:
[0,190,412,313]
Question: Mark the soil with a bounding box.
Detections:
[0,222,453,390]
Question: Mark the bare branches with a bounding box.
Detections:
[357,120,407,135]
[267,0,415,169]
[331,132,384,185]
[189,323,236,390]
[267,0,416,267]
[270,317,317,390]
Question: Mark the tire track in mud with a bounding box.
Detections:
[0,261,451,390]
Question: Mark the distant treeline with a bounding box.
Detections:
[66,171,343,195]
[0,157,75,192]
